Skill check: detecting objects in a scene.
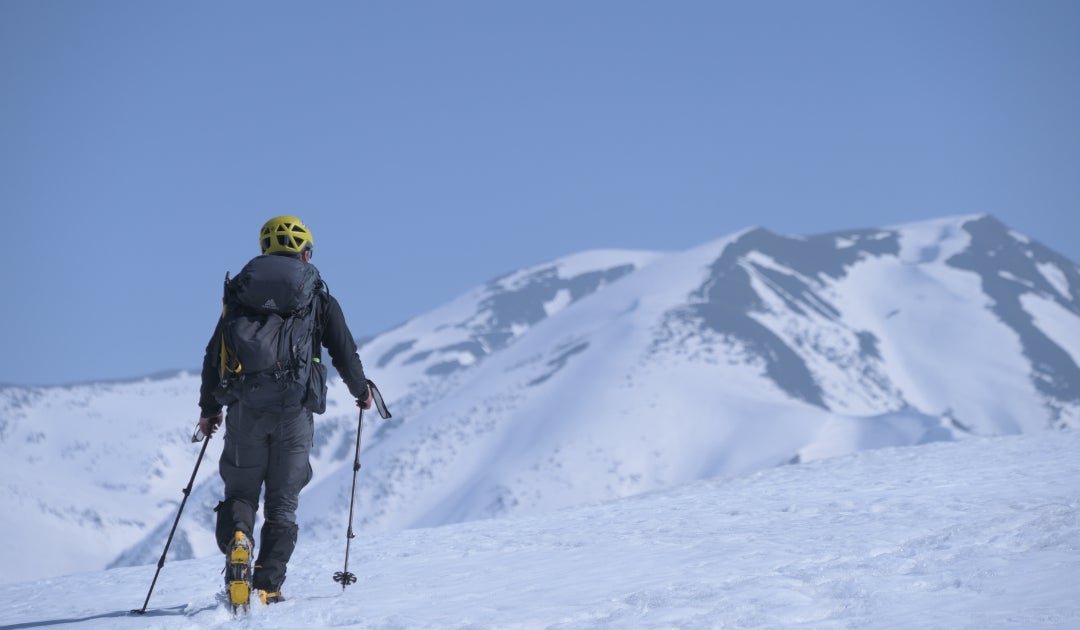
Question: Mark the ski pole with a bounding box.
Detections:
[333,407,364,590]
[333,379,391,591]
[131,422,216,615]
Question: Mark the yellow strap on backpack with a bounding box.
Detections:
[219,272,242,378]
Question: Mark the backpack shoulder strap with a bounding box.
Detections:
[311,280,329,360]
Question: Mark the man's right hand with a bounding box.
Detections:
[199,413,223,437]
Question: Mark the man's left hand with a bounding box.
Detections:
[356,385,373,410]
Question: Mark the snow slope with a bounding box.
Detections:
[0,372,384,585]
[0,429,1076,629]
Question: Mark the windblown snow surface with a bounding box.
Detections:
[1,429,1076,629]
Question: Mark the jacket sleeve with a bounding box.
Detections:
[198,318,224,418]
[319,293,370,401]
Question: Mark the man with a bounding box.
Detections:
[198,216,372,608]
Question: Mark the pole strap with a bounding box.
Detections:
[366,379,392,419]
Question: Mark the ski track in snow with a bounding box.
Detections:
[1,430,1077,629]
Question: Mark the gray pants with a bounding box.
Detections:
[215,403,313,592]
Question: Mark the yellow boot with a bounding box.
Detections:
[226,531,253,613]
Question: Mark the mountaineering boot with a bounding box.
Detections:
[226,530,253,614]
[253,562,286,605]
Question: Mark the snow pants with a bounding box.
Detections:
[215,402,314,592]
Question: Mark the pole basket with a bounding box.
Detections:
[333,571,357,588]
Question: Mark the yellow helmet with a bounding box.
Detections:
[259,216,313,255]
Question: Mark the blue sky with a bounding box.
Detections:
[1,1,1077,386]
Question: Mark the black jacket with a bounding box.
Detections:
[199,287,369,417]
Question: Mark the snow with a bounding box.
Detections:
[829,248,1048,434]
[1037,261,1072,299]
[493,249,661,291]
[1000,270,1037,289]
[889,215,977,264]
[1010,229,1031,244]
[1022,293,1080,367]
[0,374,214,584]
[543,288,572,317]
[553,248,663,279]
[357,248,657,389]
[798,410,953,461]
[0,430,1076,629]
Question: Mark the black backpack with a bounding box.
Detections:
[213,254,327,413]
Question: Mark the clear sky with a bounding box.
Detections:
[1,1,1077,386]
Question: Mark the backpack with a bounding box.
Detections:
[213,255,327,413]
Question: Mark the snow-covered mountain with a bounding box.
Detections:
[1,214,1077,585]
